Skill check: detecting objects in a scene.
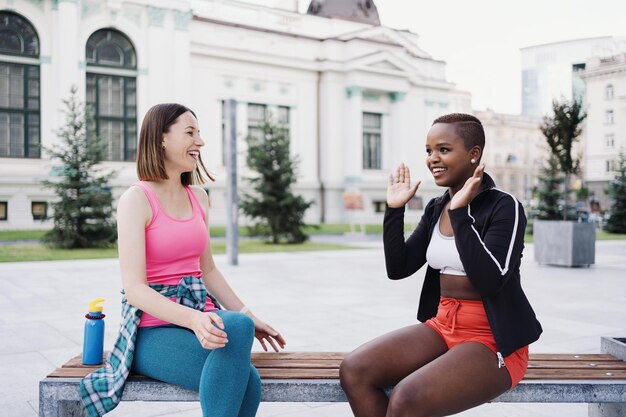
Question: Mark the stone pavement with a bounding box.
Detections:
[1,237,625,417]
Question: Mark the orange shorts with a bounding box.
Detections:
[424,297,529,388]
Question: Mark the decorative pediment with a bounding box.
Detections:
[366,59,404,71]
[347,51,415,76]
[335,26,431,59]
[361,32,397,45]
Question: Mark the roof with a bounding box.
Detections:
[307,0,380,26]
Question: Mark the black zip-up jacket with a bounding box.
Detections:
[383,173,542,357]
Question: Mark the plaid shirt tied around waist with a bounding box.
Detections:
[80,275,220,417]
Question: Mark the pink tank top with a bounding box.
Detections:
[133,181,217,327]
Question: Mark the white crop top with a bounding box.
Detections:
[425,213,467,276]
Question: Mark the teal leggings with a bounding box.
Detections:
[132,310,261,417]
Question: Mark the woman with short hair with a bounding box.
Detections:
[340,113,542,417]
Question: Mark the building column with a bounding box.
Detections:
[146,6,168,104]
[57,0,80,97]
[345,86,363,182]
[171,8,193,100]
[389,91,408,169]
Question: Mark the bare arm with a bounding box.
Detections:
[384,163,430,279]
[192,186,286,352]
[117,187,227,349]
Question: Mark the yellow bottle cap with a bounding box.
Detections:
[88,298,105,313]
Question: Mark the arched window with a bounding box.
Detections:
[0,11,40,158]
[85,29,137,161]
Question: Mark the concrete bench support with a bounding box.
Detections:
[588,337,626,417]
[37,378,626,417]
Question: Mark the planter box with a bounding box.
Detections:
[533,220,595,267]
[601,336,626,360]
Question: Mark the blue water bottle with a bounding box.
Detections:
[83,297,105,365]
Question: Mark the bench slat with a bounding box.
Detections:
[48,367,626,380]
[251,352,346,360]
[524,368,626,379]
[48,352,626,381]
[528,353,618,361]
[60,352,618,366]
[528,360,626,369]
[249,359,343,368]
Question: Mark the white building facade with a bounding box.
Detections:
[521,36,626,117]
[581,54,626,210]
[473,110,544,206]
[520,37,626,213]
[0,0,470,229]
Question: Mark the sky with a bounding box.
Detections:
[303,0,626,115]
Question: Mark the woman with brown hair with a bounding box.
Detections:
[81,103,285,417]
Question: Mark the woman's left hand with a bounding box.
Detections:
[450,164,485,210]
[252,317,286,352]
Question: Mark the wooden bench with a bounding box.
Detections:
[40,337,626,417]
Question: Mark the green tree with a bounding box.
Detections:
[240,115,313,243]
[539,98,586,220]
[42,86,117,248]
[534,154,566,220]
[605,152,626,233]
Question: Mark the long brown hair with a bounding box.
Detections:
[136,103,214,185]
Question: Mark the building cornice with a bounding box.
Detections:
[581,64,626,80]
[190,41,452,90]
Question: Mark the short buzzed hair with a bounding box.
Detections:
[432,113,485,151]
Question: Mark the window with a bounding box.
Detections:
[606,84,614,100]
[605,134,615,148]
[372,201,386,213]
[606,160,616,173]
[247,103,267,141]
[0,201,6,220]
[86,29,137,161]
[277,106,290,134]
[31,201,47,220]
[606,110,614,125]
[0,11,40,158]
[363,112,382,170]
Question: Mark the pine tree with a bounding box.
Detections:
[240,115,313,244]
[605,152,626,233]
[42,86,117,248]
[539,99,586,220]
[534,154,566,220]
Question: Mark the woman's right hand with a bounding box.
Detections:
[387,163,421,208]
[191,310,229,350]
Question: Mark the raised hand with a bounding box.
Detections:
[387,163,421,208]
[450,164,485,210]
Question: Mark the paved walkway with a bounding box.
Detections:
[1,237,625,417]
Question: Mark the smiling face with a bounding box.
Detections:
[426,123,481,194]
[162,111,204,174]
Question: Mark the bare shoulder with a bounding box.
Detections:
[117,186,151,221]
[189,185,209,206]
[119,185,148,206]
